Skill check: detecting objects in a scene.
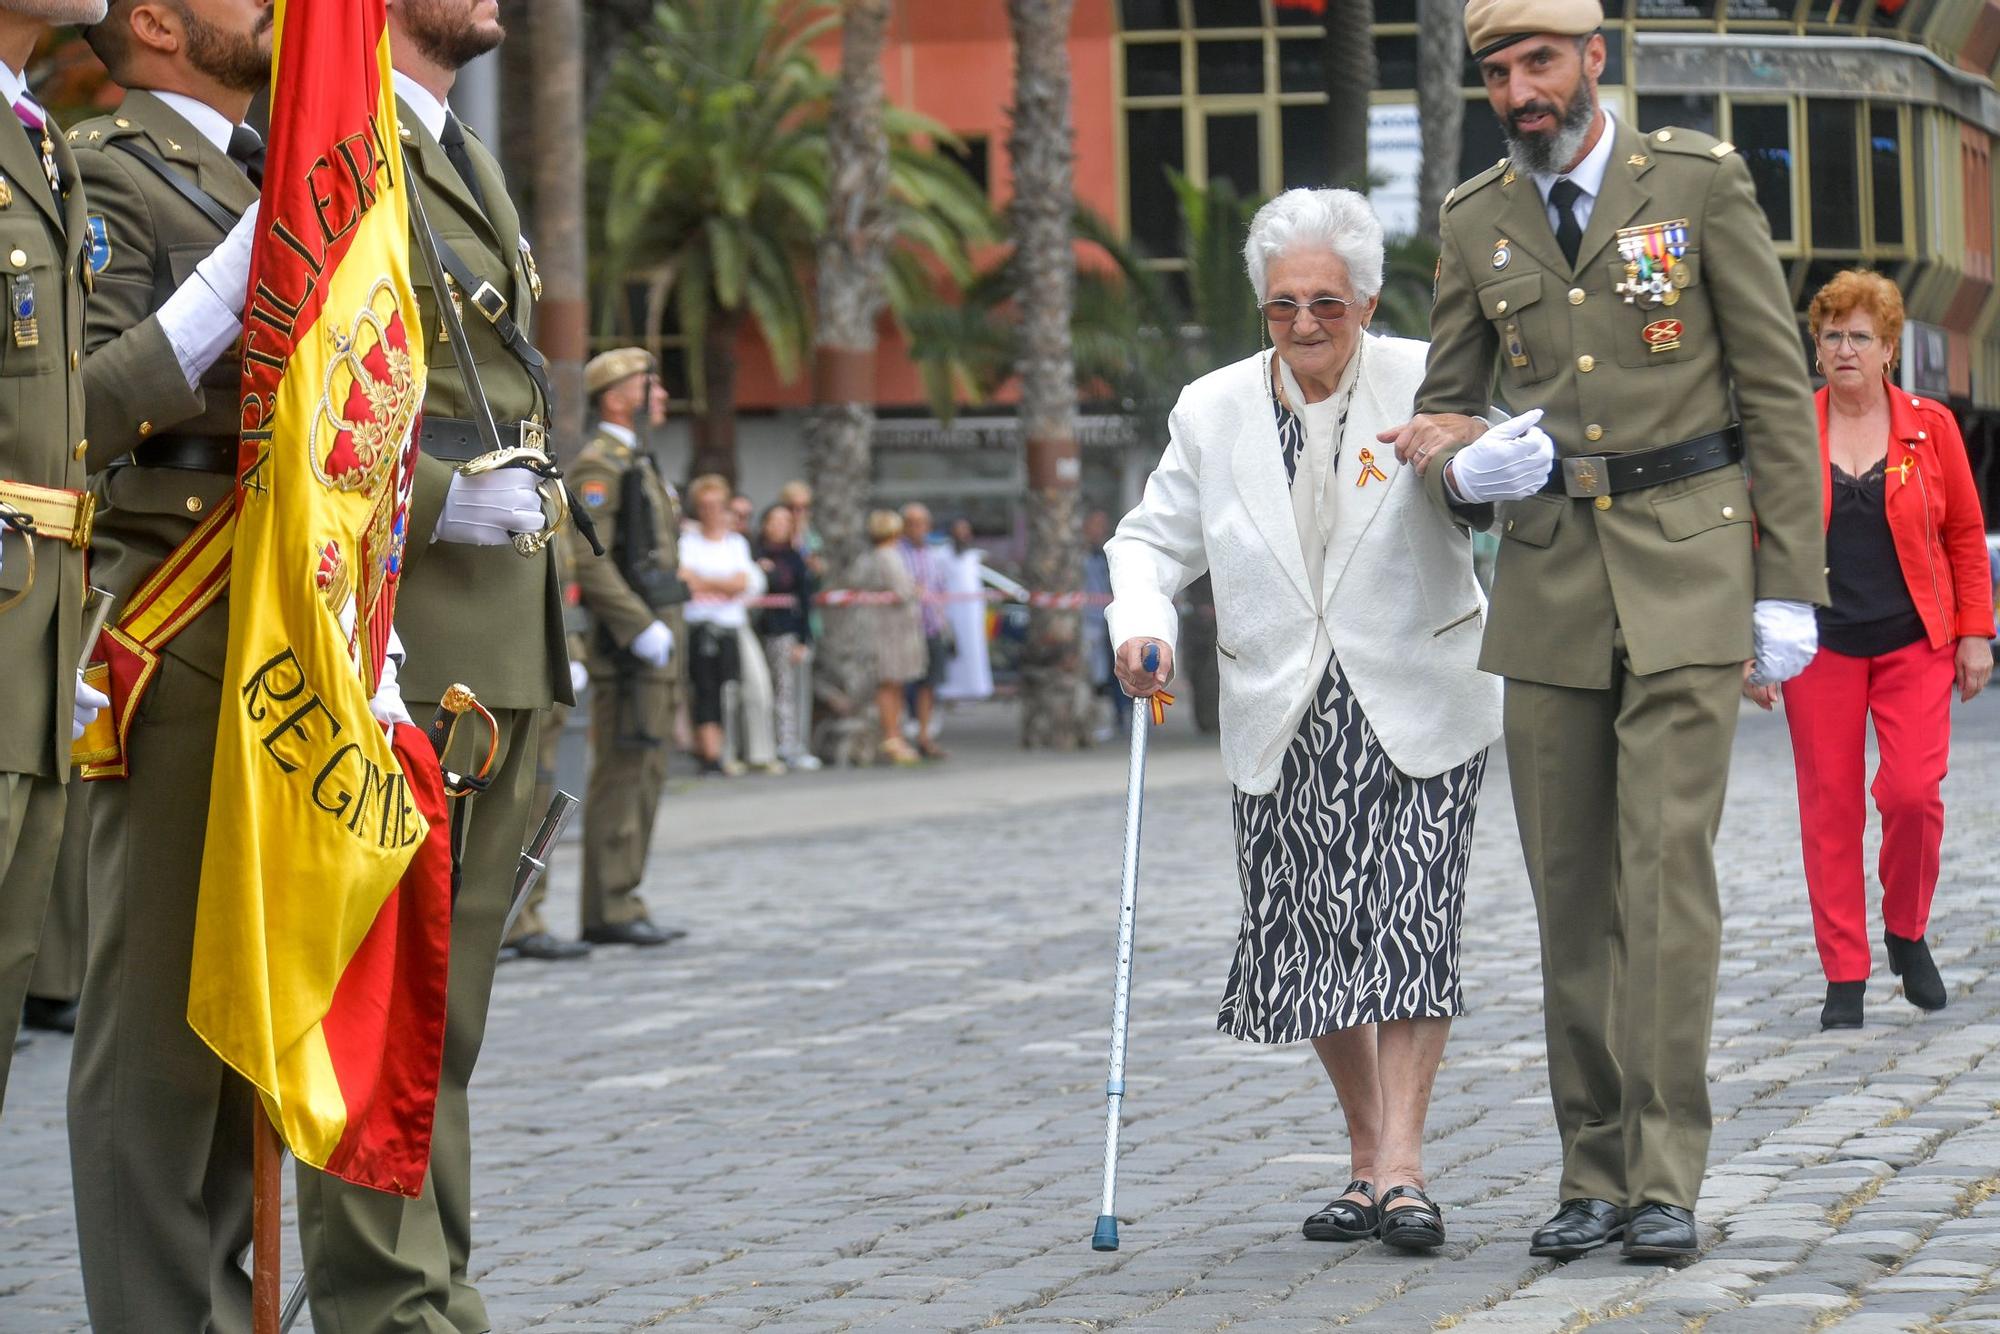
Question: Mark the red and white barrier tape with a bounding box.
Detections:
[735,588,1114,611]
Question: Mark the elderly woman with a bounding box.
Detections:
[679,474,766,777]
[1749,271,1994,1029]
[843,509,928,765]
[1108,189,1521,1251]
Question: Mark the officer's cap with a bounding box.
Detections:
[1464,0,1604,62]
[585,347,656,397]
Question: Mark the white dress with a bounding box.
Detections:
[937,547,993,701]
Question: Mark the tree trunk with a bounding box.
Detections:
[1008,0,1087,751]
[529,0,590,460]
[807,0,895,740]
[689,309,741,483]
[1322,0,1376,191]
[1414,0,1464,244]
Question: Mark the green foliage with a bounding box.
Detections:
[588,0,994,409]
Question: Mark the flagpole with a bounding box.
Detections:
[253,1107,284,1334]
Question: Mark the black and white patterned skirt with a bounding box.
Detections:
[1217,653,1487,1044]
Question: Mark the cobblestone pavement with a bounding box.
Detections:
[5,699,1999,1332]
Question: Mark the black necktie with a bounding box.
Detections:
[1549,177,1584,268]
[438,114,490,218]
[227,123,265,187]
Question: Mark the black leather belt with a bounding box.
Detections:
[131,435,237,473]
[1537,425,1743,499]
[419,416,549,463]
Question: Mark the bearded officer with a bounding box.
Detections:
[1383,0,1826,1263]
[63,4,301,1329]
[0,0,103,1110]
[294,2,577,1330]
[568,347,688,948]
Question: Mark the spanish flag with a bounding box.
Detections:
[188,0,451,1196]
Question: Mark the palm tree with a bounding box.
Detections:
[1007,0,1087,751]
[589,0,992,481]
[1322,0,1375,189]
[1415,0,1464,243]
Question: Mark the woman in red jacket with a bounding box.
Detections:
[1749,271,1993,1030]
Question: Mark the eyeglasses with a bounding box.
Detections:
[1817,330,1878,352]
[1260,295,1351,325]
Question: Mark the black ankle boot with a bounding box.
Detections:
[1821,981,1864,1030]
[1885,932,1947,1011]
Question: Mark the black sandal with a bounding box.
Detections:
[1378,1184,1445,1252]
[1303,1179,1379,1242]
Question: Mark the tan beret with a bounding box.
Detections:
[584,347,656,397]
[1464,0,1604,60]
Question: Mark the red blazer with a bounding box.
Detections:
[1816,385,1996,649]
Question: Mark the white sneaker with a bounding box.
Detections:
[790,754,823,771]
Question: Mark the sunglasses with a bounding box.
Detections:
[1260,295,1352,325]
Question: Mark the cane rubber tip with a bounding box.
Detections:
[1092,1215,1120,1251]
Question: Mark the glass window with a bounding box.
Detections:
[1599,30,1625,84]
[1375,34,1417,90]
[1870,107,1904,247]
[1282,102,1330,188]
[1119,0,1183,30]
[1807,100,1861,249]
[1126,108,1187,258]
[1278,36,1324,93]
[1637,94,1718,136]
[1732,102,1795,241]
[1197,38,1264,93]
[1125,41,1183,96]
[1373,0,1418,19]
[1458,97,1508,181]
[1725,0,1792,20]
[1275,0,1327,24]
[1190,0,1263,26]
[1635,0,1717,15]
[1205,111,1263,197]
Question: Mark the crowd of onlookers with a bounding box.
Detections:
[663,479,998,775]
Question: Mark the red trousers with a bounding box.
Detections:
[1782,638,1956,981]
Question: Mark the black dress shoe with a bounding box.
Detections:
[1622,1203,1698,1259]
[22,996,78,1034]
[507,932,592,962]
[1529,1199,1626,1258]
[581,920,682,948]
[1821,980,1865,1029]
[1885,932,1947,1011]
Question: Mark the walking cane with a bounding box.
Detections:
[1093,642,1171,1252]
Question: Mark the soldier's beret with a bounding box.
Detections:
[584,347,655,396]
[1464,0,1605,61]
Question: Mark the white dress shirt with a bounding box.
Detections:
[150,90,235,153]
[0,60,30,115]
[391,70,450,141]
[1531,106,1617,237]
[597,421,638,450]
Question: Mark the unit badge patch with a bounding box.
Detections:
[86,215,111,273]
[1642,318,1684,354]
[579,479,609,507]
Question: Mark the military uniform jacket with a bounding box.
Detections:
[1418,117,1826,690]
[0,113,90,778]
[72,91,260,688]
[569,427,683,685]
[394,100,570,710]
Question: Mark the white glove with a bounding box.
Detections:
[157,201,261,388]
[568,660,589,696]
[630,620,674,669]
[1750,598,1818,685]
[72,674,108,742]
[368,644,413,728]
[1444,408,1555,504]
[433,466,545,545]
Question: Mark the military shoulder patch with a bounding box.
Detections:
[579,479,610,508]
[85,216,111,273]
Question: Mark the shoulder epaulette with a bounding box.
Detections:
[66,113,144,150]
[1442,156,1510,212]
[1645,126,1733,161]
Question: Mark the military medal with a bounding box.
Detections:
[1492,239,1511,270]
[0,177,13,210]
[1504,320,1528,369]
[36,129,57,197]
[1614,218,1690,307]
[1355,448,1389,487]
[10,273,38,348]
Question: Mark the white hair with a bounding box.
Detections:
[1242,188,1386,303]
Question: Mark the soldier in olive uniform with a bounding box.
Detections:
[1386,0,1826,1261]
[0,0,106,1113]
[295,5,578,1331]
[65,5,270,1328]
[568,347,687,948]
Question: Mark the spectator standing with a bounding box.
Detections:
[846,510,927,764]
[726,492,784,773]
[780,479,827,642]
[1752,271,1994,1028]
[681,476,767,776]
[938,518,995,702]
[898,504,952,759]
[756,505,819,769]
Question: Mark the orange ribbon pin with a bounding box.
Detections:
[1356,448,1390,487]
[1147,690,1176,727]
[1895,457,1915,485]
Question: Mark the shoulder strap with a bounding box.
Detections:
[107,139,242,233]
[426,227,555,416]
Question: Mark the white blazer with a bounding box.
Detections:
[1106,337,1502,795]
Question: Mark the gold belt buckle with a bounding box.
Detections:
[1561,456,1610,499]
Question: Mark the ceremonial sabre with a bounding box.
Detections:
[1093,642,1165,1252]
[501,789,581,943]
